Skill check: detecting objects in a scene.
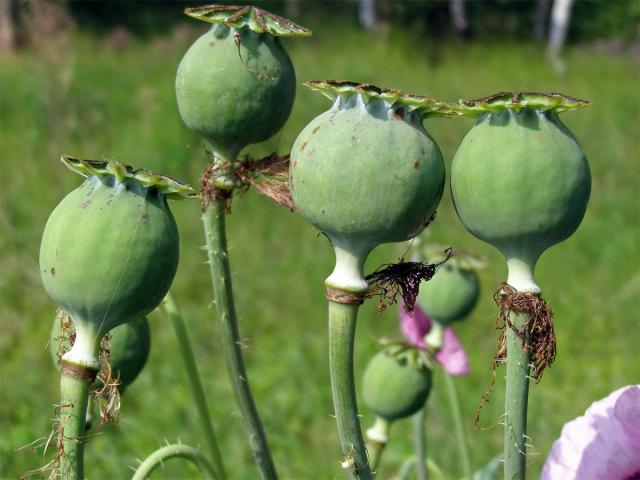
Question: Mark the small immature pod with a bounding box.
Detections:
[416,246,483,326]
[50,311,151,394]
[362,347,433,422]
[290,81,453,294]
[176,4,310,162]
[40,156,194,373]
[451,92,590,293]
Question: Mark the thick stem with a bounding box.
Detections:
[365,416,390,476]
[132,444,217,480]
[414,407,428,480]
[201,198,277,480]
[504,311,531,480]
[164,292,226,480]
[59,372,92,480]
[328,300,372,480]
[443,373,472,480]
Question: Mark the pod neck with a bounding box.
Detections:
[506,257,541,294]
[325,241,373,294]
[424,321,444,352]
[366,416,391,445]
[61,318,102,371]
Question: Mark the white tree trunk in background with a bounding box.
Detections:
[0,0,16,55]
[548,0,574,55]
[359,0,378,33]
[449,0,470,38]
[534,0,551,41]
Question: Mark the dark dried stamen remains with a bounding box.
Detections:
[200,152,294,213]
[476,282,556,425]
[92,333,121,426]
[365,248,453,312]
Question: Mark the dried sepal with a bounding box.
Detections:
[184,4,311,37]
[305,80,457,118]
[454,91,590,116]
[61,155,196,200]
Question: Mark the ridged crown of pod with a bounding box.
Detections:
[290,81,454,293]
[50,312,151,393]
[414,244,484,325]
[40,156,194,370]
[451,92,591,293]
[176,4,310,162]
[362,346,432,422]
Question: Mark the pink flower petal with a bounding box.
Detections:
[436,328,470,376]
[542,385,640,480]
[399,305,470,376]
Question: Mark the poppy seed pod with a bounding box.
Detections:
[40,156,194,371]
[176,5,310,161]
[451,92,590,293]
[290,81,452,293]
[362,348,432,422]
[415,247,483,326]
[50,311,151,393]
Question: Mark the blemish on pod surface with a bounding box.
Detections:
[450,92,591,292]
[176,4,310,160]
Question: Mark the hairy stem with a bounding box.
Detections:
[59,372,91,480]
[164,292,226,479]
[504,311,531,480]
[443,373,472,479]
[202,198,277,480]
[328,301,372,480]
[414,406,428,480]
[132,444,217,480]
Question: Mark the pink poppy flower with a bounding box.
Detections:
[542,385,640,480]
[399,304,470,376]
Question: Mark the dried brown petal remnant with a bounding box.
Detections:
[366,248,453,312]
[92,334,121,426]
[476,282,556,424]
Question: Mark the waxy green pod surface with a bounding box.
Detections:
[451,92,591,292]
[40,156,193,369]
[290,81,452,291]
[176,5,310,160]
[50,312,151,393]
[362,348,432,422]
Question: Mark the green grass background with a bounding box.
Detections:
[1,20,638,479]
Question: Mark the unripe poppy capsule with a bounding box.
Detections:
[362,348,432,422]
[176,5,310,161]
[40,156,194,371]
[451,92,591,293]
[50,311,151,393]
[415,247,483,326]
[290,81,453,293]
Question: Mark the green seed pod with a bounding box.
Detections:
[40,156,194,371]
[415,246,484,325]
[451,92,591,292]
[290,81,452,293]
[50,311,151,393]
[176,5,310,161]
[362,348,432,422]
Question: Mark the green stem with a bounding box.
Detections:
[59,372,91,480]
[414,407,428,480]
[443,373,472,480]
[132,444,217,480]
[504,311,531,480]
[202,198,277,480]
[396,457,446,480]
[328,301,372,480]
[164,292,226,480]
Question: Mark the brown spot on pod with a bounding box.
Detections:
[413,160,420,169]
[51,267,56,276]
[79,200,92,209]
[300,141,308,151]
[312,126,320,134]
[394,108,405,120]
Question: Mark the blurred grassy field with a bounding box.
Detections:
[1,19,639,480]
